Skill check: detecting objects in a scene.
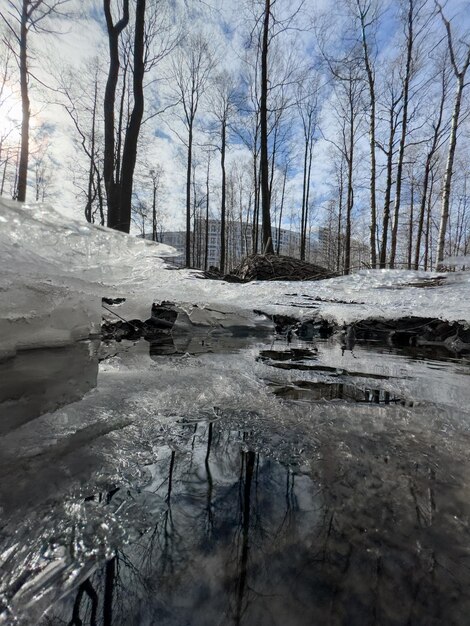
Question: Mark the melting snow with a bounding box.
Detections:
[1,198,469,354]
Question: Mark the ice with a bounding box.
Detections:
[2,198,470,358]
[0,198,176,355]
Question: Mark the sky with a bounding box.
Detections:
[0,0,469,238]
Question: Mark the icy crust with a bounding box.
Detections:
[137,267,470,328]
[0,199,177,354]
[1,199,470,354]
[0,199,176,280]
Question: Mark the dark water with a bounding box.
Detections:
[0,340,99,435]
[2,327,470,625]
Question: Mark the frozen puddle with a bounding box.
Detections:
[1,326,470,625]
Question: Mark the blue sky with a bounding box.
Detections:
[2,0,469,242]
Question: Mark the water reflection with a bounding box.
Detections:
[0,340,99,434]
[43,412,470,626]
[147,324,274,358]
[271,380,404,404]
[3,331,470,625]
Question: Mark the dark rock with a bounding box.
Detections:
[101,319,144,342]
[150,302,178,328]
[102,302,179,342]
[102,297,126,305]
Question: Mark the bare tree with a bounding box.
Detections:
[414,60,448,269]
[0,0,70,202]
[435,1,470,267]
[172,34,214,267]
[259,0,274,253]
[149,163,164,241]
[0,36,18,197]
[353,0,380,267]
[210,71,236,273]
[57,59,105,223]
[297,78,319,260]
[389,0,424,268]
[103,0,129,228]
[30,122,54,201]
[377,63,403,268]
[119,0,146,233]
[251,0,303,254]
[103,0,176,232]
[328,54,365,274]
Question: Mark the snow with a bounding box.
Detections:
[0,198,176,355]
[1,198,469,355]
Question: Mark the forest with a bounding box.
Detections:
[0,0,469,273]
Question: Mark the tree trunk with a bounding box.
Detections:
[204,154,210,271]
[368,95,377,268]
[119,0,145,234]
[344,102,354,275]
[303,140,313,261]
[390,0,414,268]
[220,118,227,273]
[414,153,433,269]
[276,164,287,255]
[337,160,344,272]
[17,0,30,202]
[357,0,377,268]
[259,0,273,254]
[152,184,157,241]
[435,6,470,267]
[407,177,414,269]
[436,77,465,267]
[379,107,396,268]
[85,78,98,223]
[252,160,258,253]
[424,169,434,271]
[103,0,129,230]
[300,133,309,260]
[185,123,193,267]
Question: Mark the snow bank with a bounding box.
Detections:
[1,198,469,354]
[0,199,176,355]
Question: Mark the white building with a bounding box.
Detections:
[146,219,368,272]
[149,219,310,270]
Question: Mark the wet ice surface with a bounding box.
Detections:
[2,329,470,625]
[0,341,99,435]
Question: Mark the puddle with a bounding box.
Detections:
[2,327,470,625]
[260,356,392,380]
[38,415,470,626]
[0,340,99,435]
[270,380,405,404]
[258,347,318,361]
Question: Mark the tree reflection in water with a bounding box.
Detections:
[45,412,470,626]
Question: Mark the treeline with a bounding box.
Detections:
[0,0,469,273]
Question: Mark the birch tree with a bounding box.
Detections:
[435,1,470,267]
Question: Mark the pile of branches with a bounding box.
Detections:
[228,254,332,282]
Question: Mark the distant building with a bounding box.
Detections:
[317,226,370,272]
[144,219,368,273]
[146,219,308,270]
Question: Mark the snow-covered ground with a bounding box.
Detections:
[1,198,469,354]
